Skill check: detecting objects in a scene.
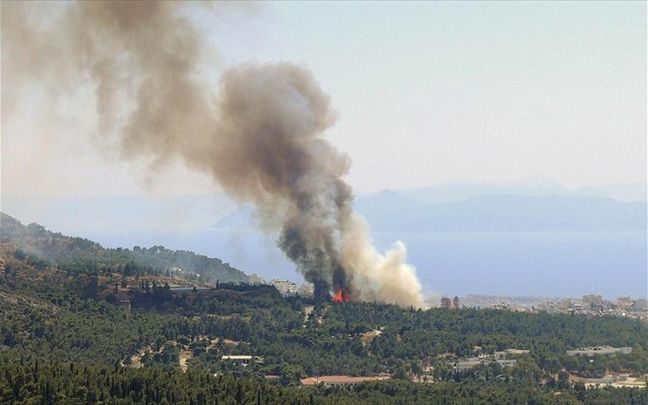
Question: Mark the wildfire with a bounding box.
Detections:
[332,287,350,303]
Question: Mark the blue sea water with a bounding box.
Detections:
[83,228,647,299]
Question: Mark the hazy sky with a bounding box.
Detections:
[2,1,646,198]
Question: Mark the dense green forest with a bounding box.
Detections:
[2,358,647,405]
[1,213,647,404]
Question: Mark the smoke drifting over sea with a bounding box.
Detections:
[2,1,426,308]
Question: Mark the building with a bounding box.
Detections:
[635,299,648,311]
[297,282,314,297]
[558,299,573,311]
[221,355,264,365]
[583,294,603,309]
[300,375,391,386]
[169,285,208,293]
[616,296,634,309]
[566,346,632,356]
[504,349,530,355]
[248,273,266,285]
[271,279,299,296]
[454,357,517,372]
[453,296,460,309]
[441,297,452,309]
[454,358,481,371]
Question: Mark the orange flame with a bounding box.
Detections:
[332,287,350,303]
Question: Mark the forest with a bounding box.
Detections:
[1,213,647,404]
[3,358,647,405]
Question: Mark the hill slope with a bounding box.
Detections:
[0,212,248,284]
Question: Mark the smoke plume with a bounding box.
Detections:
[2,1,426,308]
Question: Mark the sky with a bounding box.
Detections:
[1,1,646,199]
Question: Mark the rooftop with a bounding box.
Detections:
[300,375,391,386]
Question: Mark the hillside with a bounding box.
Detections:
[0,212,248,284]
[0,222,646,403]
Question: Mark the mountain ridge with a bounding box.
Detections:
[0,212,248,284]
[214,192,647,233]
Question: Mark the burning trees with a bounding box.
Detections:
[332,288,351,304]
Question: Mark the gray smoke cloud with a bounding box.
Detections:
[2,1,426,308]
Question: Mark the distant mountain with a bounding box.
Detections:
[339,190,428,230]
[2,181,644,235]
[574,183,647,202]
[1,184,645,298]
[400,181,646,204]
[210,189,646,233]
[355,193,646,232]
[2,181,645,298]
[210,189,434,231]
[0,212,248,284]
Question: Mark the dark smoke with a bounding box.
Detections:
[1,1,426,308]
